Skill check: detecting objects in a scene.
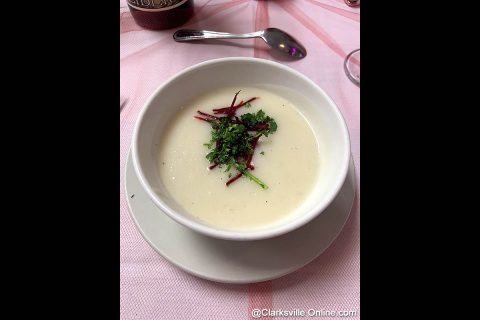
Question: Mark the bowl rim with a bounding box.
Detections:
[132,57,351,241]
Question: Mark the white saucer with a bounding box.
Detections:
[125,152,356,284]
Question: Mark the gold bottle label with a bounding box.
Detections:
[127,0,189,12]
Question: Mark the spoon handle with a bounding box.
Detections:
[173,29,262,42]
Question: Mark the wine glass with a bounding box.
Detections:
[344,48,360,87]
[343,0,360,86]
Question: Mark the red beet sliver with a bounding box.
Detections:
[230,91,240,108]
[226,172,243,186]
[193,116,210,123]
[212,97,258,115]
[197,111,219,120]
[250,123,269,131]
[245,136,260,170]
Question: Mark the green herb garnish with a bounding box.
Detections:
[194,92,277,189]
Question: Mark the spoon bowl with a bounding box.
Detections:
[260,28,306,59]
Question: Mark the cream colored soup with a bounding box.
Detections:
[158,87,319,231]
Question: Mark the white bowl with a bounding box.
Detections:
[132,57,350,241]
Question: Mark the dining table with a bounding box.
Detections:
[120,0,360,319]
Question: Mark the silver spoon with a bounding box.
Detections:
[173,28,307,59]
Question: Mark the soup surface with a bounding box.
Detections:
[158,87,320,230]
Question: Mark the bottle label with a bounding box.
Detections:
[127,0,189,12]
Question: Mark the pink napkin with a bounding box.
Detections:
[120,0,359,319]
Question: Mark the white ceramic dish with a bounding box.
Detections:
[132,57,351,241]
[125,152,356,284]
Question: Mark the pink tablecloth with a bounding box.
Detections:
[120,0,360,319]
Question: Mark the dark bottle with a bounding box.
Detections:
[127,0,194,30]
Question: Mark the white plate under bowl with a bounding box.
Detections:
[125,152,356,284]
